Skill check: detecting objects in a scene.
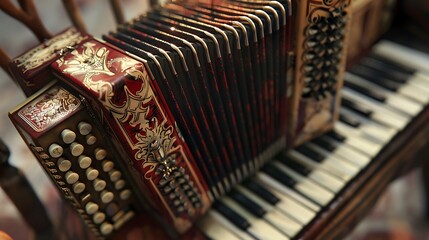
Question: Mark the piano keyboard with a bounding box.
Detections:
[195,39,429,239]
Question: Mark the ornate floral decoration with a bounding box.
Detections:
[54,40,204,222]
[13,28,87,72]
[18,87,80,132]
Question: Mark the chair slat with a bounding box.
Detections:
[0,48,12,78]
[0,0,51,42]
[62,0,88,33]
[109,0,125,25]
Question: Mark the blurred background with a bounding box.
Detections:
[0,0,428,239]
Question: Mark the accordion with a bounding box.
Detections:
[8,0,351,238]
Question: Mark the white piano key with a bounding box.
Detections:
[271,191,316,225]
[222,197,290,240]
[256,172,320,212]
[365,110,404,131]
[335,121,378,143]
[236,186,303,237]
[397,81,429,104]
[264,210,301,238]
[340,108,398,142]
[334,122,382,156]
[287,150,350,183]
[335,121,385,144]
[318,136,371,167]
[414,72,429,84]
[271,162,335,205]
[307,170,345,192]
[345,73,422,116]
[373,40,429,73]
[342,88,409,129]
[336,127,378,157]
[373,40,429,87]
[380,91,422,116]
[240,182,315,226]
[197,213,242,240]
[312,139,363,169]
[209,211,255,240]
[305,143,361,179]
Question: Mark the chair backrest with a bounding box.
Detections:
[0,0,154,81]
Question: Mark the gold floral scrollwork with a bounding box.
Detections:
[14,29,87,72]
[58,41,203,218]
[135,120,177,177]
[322,0,341,7]
[18,87,80,132]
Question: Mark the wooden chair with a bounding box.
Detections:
[0,0,128,76]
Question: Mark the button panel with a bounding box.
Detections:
[35,114,135,238]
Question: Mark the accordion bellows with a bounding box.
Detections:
[8,0,351,238]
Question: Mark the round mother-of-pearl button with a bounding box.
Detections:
[85,134,97,145]
[102,160,114,172]
[49,144,63,158]
[61,129,76,144]
[93,212,106,224]
[114,179,125,190]
[93,179,106,191]
[70,142,84,156]
[73,182,86,194]
[57,158,71,172]
[85,202,98,215]
[78,155,92,169]
[120,189,132,200]
[78,122,92,135]
[100,223,113,235]
[86,167,99,180]
[94,148,107,160]
[65,171,79,184]
[101,191,114,204]
[109,170,121,182]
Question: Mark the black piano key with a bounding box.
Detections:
[349,65,400,92]
[277,155,312,176]
[295,145,325,163]
[327,131,346,142]
[262,164,297,188]
[229,190,266,218]
[342,98,373,118]
[312,137,337,152]
[359,57,408,84]
[344,81,386,102]
[369,53,415,75]
[243,180,280,205]
[213,201,251,230]
[339,113,361,128]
